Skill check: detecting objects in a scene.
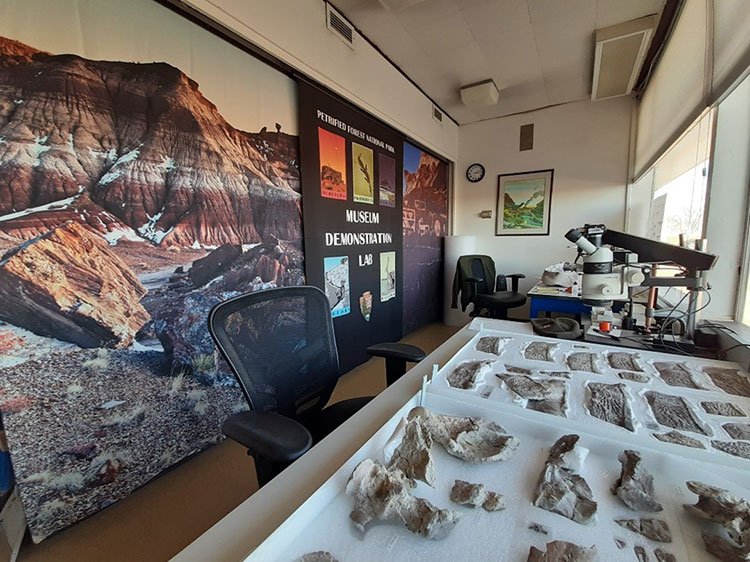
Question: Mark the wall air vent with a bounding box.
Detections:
[326,4,355,49]
[432,105,443,124]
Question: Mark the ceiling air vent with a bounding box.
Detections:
[326,4,355,49]
[432,105,443,124]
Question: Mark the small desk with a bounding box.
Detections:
[527,282,626,319]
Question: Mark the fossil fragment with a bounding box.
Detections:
[704,367,750,398]
[608,352,643,371]
[507,365,532,375]
[533,434,597,524]
[619,371,650,383]
[529,522,549,535]
[407,407,519,463]
[497,374,568,417]
[634,546,650,562]
[712,440,750,460]
[346,459,461,539]
[587,383,635,431]
[616,518,672,542]
[527,540,598,562]
[567,352,599,373]
[654,549,676,562]
[524,341,557,362]
[449,480,505,511]
[653,430,705,449]
[302,552,339,562]
[612,450,663,512]
[645,391,709,435]
[614,538,626,549]
[388,417,435,486]
[702,401,746,417]
[446,360,494,389]
[684,480,750,561]
[475,336,508,355]
[654,361,701,389]
[724,423,750,441]
[539,370,571,379]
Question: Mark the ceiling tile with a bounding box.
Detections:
[595,0,663,28]
[397,0,461,29]
[527,0,596,24]
[460,0,530,34]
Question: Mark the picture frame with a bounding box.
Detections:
[496,169,554,236]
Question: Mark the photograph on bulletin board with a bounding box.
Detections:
[323,256,351,317]
[352,142,374,204]
[378,154,396,207]
[379,251,396,302]
[318,127,347,201]
[358,290,373,322]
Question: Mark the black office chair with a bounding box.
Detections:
[454,255,526,319]
[208,286,423,486]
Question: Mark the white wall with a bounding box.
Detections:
[181,0,459,162]
[450,97,632,322]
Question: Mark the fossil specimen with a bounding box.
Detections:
[712,440,750,460]
[634,546,649,562]
[612,450,663,512]
[566,352,599,373]
[614,538,626,549]
[388,417,435,486]
[528,522,549,535]
[527,540,597,562]
[608,352,643,371]
[654,361,701,389]
[539,370,571,379]
[724,423,750,441]
[346,459,461,539]
[497,374,568,417]
[302,552,339,562]
[702,401,745,417]
[533,434,597,524]
[587,383,635,431]
[449,480,505,511]
[645,391,709,435]
[654,549,676,562]
[684,480,750,561]
[446,359,494,389]
[408,407,519,463]
[475,336,508,355]
[619,371,650,383]
[703,367,750,398]
[653,430,705,449]
[507,365,532,375]
[524,341,557,362]
[616,518,672,542]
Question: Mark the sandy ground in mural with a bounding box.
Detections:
[0,36,303,541]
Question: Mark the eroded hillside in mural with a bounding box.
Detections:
[0,36,302,541]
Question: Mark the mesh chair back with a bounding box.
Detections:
[208,286,339,418]
[470,257,492,295]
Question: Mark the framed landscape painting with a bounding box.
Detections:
[496,169,554,236]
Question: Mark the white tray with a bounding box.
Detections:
[246,391,750,562]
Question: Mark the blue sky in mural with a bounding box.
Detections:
[403,141,421,193]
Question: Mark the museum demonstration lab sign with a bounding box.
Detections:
[298,81,403,371]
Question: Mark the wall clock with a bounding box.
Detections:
[466,163,485,183]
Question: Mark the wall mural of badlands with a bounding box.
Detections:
[0,36,303,541]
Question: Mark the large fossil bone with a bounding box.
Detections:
[527,540,598,562]
[612,450,663,512]
[446,359,494,389]
[388,416,436,486]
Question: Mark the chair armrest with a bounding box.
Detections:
[222,411,312,464]
[367,342,426,363]
[496,273,526,292]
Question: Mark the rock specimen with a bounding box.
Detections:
[683,480,750,561]
[0,222,149,348]
[654,549,676,562]
[645,391,709,435]
[608,352,643,371]
[702,401,745,417]
[566,352,599,373]
[587,383,635,431]
[612,450,663,512]
[533,434,598,524]
[301,552,338,562]
[346,459,461,539]
[539,371,571,379]
[507,365,532,375]
[475,336,507,355]
[527,540,597,562]
[619,371,650,383]
[408,407,519,463]
[654,362,701,389]
[497,374,568,417]
[712,441,750,460]
[634,546,649,562]
[615,518,672,542]
[704,367,750,398]
[187,244,242,287]
[653,430,705,449]
[614,539,626,549]
[388,417,435,486]
[528,522,549,535]
[449,480,505,511]
[724,423,750,441]
[524,341,557,362]
[446,360,493,390]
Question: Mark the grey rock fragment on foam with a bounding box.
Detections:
[702,401,745,417]
[619,371,650,384]
[712,440,750,460]
[408,407,519,463]
[301,552,339,562]
[475,336,506,355]
[524,341,557,362]
[608,352,643,371]
[654,361,700,389]
[346,459,461,540]
[653,430,705,449]
[527,540,598,562]
[723,423,750,441]
[533,434,598,524]
[612,450,663,512]
[497,373,568,417]
[703,366,750,398]
[645,391,708,435]
[388,416,435,486]
[615,518,672,542]
[654,549,676,562]
[446,359,494,389]
[587,383,635,431]
[450,480,505,511]
[566,352,599,373]
[634,545,650,562]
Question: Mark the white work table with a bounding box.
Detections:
[173,320,532,562]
